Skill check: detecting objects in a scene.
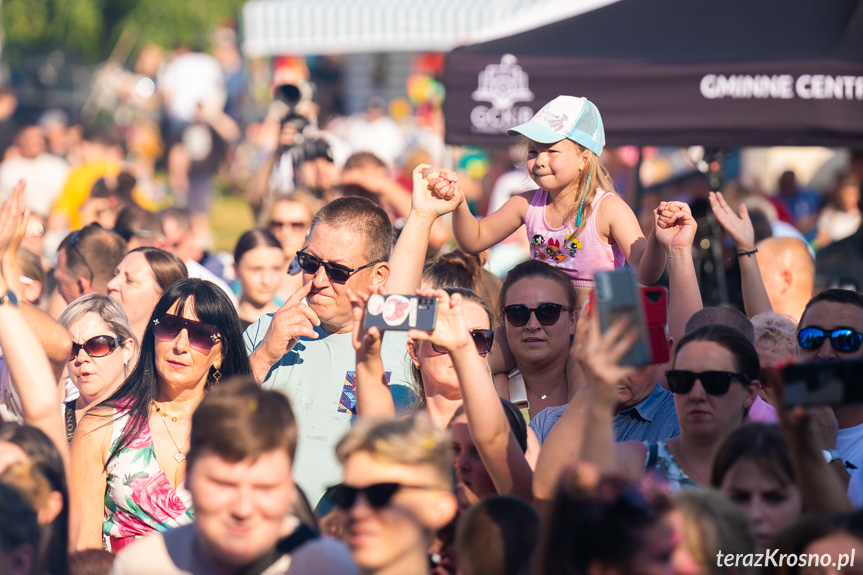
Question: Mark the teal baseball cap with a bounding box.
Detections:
[507,95,606,157]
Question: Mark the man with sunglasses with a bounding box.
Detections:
[245,181,462,507]
[797,289,863,473]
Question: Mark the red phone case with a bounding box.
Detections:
[640,286,669,364]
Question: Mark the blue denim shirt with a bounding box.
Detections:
[529,382,680,445]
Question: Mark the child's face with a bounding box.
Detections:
[526,138,588,194]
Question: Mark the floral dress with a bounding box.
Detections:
[103,409,194,551]
[642,441,700,492]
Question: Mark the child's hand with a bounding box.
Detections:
[411,164,464,219]
[708,191,755,251]
[349,286,383,364]
[653,200,697,251]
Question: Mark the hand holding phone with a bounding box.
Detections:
[594,269,650,366]
[782,359,863,407]
[364,293,438,332]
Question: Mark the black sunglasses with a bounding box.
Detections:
[296,250,381,283]
[665,370,750,396]
[269,219,308,231]
[327,482,440,510]
[153,314,221,353]
[504,303,570,327]
[69,335,121,361]
[798,327,863,354]
[431,329,494,356]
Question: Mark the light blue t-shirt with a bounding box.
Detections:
[244,315,413,506]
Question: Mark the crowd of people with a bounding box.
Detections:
[1,34,863,575]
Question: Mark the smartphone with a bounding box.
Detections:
[641,286,669,364]
[364,294,438,332]
[782,360,863,406]
[594,269,650,366]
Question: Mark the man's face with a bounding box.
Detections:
[303,223,386,334]
[617,364,659,410]
[161,218,197,262]
[16,127,45,159]
[54,248,85,304]
[798,301,863,363]
[189,449,296,568]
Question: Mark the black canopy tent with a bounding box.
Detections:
[443,0,863,148]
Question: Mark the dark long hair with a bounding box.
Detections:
[103,278,251,467]
[0,423,69,575]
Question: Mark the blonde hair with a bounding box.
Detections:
[674,490,756,575]
[751,312,797,361]
[336,415,452,488]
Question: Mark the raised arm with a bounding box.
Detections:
[654,201,702,348]
[451,193,527,254]
[604,194,666,285]
[708,191,772,317]
[385,165,464,294]
[349,287,395,418]
[409,289,533,501]
[533,310,644,502]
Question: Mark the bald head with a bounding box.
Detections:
[756,237,814,321]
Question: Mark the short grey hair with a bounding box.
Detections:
[58,293,139,351]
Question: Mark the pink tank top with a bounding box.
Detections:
[524,188,625,287]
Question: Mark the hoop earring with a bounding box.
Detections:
[212,367,222,386]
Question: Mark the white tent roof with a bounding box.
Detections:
[241,0,616,57]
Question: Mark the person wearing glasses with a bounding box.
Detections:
[496,260,578,420]
[331,416,457,575]
[796,289,863,475]
[232,229,286,331]
[51,223,127,309]
[262,192,317,304]
[245,178,463,508]
[71,278,251,551]
[535,314,758,499]
[58,294,137,443]
[111,379,355,575]
[107,247,188,341]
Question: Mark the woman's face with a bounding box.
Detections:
[720,458,802,551]
[409,301,491,397]
[268,201,312,259]
[801,532,863,575]
[503,277,575,367]
[672,341,756,439]
[107,252,164,330]
[154,299,223,394]
[235,245,286,307]
[626,512,679,575]
[67,312,134,403]
[450,414,495,512]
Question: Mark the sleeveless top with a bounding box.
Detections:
[103,408,194,550]
[524,188,625,287]
[642,441,700,492]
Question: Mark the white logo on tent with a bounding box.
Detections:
[470,54,535,134]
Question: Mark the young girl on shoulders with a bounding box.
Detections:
[445,95,668,307]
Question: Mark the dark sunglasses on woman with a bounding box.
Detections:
[431,329,495,356]
[503,303,570,327]
[798,327,863,353]
[153,314,221,353]
[69,335,122,361]
[295,250,381,283]
[327,482,441,510]
[664,370,750,396]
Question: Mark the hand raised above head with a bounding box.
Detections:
[573,304,638,404]
[653,200,697,251]
[411,164,464,219]
[708,191,755,251]
[349,285,384,361]
[406,288,473,354]
[0,179,28,259]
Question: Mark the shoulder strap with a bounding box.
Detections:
[64,400,77,444]
[238,524,320,575]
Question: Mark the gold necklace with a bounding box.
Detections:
[524,373,567,401]
[152,402,188,463]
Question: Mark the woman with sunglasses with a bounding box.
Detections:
[71,278,251,551]
[352,287,534,507]
[497,260,577,420]
[232,228,287,331]
[58,294,137,442]
[536,315,758,499]
[107,247,188,341]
